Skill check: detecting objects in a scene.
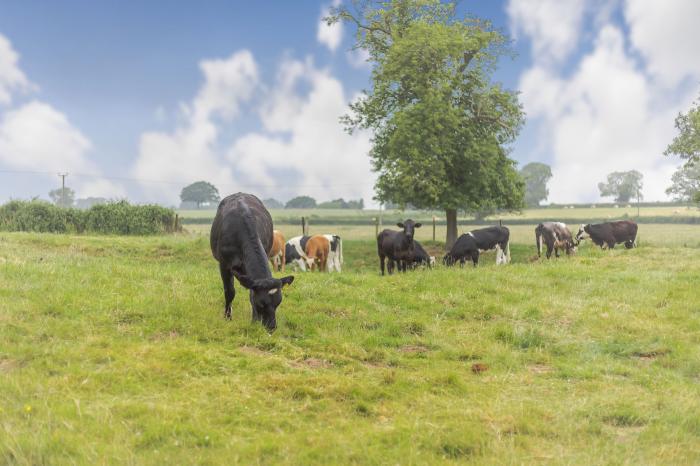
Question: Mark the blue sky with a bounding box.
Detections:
[0,0,698,206]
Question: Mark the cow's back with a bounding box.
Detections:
[210,193,274,261]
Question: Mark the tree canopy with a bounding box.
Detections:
[666,163,700,202]
[329,0,524,247]
[665,95,700,165]
[598,170,643,203]
[285,196,317,209]
[262,198,284,209]
[317,198,365,209]
[49,187,75,207]
[180,181,220,209]
[520,162,552,207]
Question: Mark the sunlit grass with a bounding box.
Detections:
[1,230,699,464]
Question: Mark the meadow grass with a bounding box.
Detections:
[1,229,700,464]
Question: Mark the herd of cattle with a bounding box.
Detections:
[211,192,639,330]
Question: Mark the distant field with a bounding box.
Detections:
[178,205,700,226]
[1,230,700,464]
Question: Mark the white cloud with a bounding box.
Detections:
[507,0,587,64]
[78,179,127,199]
[347,48,371,69]
[317,1,343,52]
[624,0,700,87]
[132,50,259,202]
[0,34,34,105]
[0,100,92,172]
[228,57,373,203]
[510,2,700,203]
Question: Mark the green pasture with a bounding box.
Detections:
[1,227,699,464]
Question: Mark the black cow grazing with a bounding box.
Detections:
[210,193,294,330]
[377,219,422,275]
[535,222,577,259]
[575,220,638,249]
[443,226,510,267]
[410,240,435,269]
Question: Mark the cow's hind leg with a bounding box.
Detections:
[219,263,235,320]
[379,255,386,276]
[472,251,479,267]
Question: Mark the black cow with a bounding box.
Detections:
[210,193,294,330]
[410,240,435,269]
[377,219,422,275]
[535,222,576,259]
[575,220,638,249]
[443,226,510,267]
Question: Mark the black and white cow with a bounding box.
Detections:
[410,240,435,269]
[321,234,343,272]
[210,193,294,330]
[575,220,638,249]
[443,226,510,267]
[535,222,576,259]
[285,235,314,271]
[377,219,422,275]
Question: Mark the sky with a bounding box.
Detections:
[0,0,698,207]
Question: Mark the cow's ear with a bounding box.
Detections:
[397,222,405,228]
[414,222,422,228]
[280,276,294,287]
[237,274,255,288]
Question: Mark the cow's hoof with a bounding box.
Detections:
[224,308,232,320]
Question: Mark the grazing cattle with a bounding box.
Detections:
[410,240,435,269]
[535,222,576,259]
[575,220,638,249]
[268,230,286,272]
[210,193,294,330]
[322,234,343,272]
[285,236,314,271]
[304,235,330,272]
[443,226,510,267]
[377,220,422,275]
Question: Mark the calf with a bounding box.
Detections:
[377,219,422,275]
[535,222,576,259]
[575,220,638,249]
[285,236,314,271]
[268,230,286,272]
[443,226,510,267]
[210,193,294,330]
[410,240,435,269]
[305,235,330,272]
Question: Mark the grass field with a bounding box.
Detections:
[2,228,700,464]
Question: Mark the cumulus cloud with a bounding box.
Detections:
[508,0,700,203]
[347,48,371,69]
[624,0,700,87]
[228,57,373,203]
[0,34,34,105]
[317,0,343,52]
[507,0,586,64]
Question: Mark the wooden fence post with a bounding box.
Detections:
[175,214,179,233]
[301,216,306,236]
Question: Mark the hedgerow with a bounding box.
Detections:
[0,200,177,235]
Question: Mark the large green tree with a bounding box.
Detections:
[180,181,220,209]
[665,95,700,164]
[598,170,643,203]
[329,0,524,248]
[49,187,75,207]
[666,163,700,202]
[520,162,552,207]
[285,196,317,209]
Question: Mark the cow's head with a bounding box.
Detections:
[237,275,294,331]
[397,219,422,241]
[575,224,589,244]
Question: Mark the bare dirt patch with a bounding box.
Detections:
[471,363,489,374]
[632,349,670,360]
[528,364,553,374]
[0,358,21,373]
[288,358,332,369]
[398,344,429,354]
[238,346,269,357]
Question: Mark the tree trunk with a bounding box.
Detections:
[445,208,458,251]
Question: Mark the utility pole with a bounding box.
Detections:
[58,173,68,207]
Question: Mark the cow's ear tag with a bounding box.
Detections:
[268,288,278,295]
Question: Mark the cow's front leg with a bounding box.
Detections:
[472,251,480,267]
[219,263,235,320]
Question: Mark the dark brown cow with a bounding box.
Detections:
[536,222,576,259]
[575,220,638,249]
[377,219,422,275]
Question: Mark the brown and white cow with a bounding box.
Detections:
[268,230,286,272]
[304,235,330,272]
[535,222,576,259]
